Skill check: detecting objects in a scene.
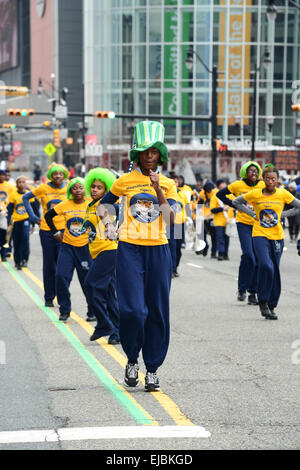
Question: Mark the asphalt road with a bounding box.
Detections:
[0,228,300,451]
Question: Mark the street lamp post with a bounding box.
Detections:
[250,48,272,161]
[185,47,219,182]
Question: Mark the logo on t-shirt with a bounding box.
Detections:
[47,199,62,210]
[0,191,7,202]
[260,209,278,228]
[83,220,97,243]
[67,217,87,237]
[15,203,26,215]
[130,193,160,223]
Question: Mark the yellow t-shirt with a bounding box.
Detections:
[0,181,14,205]
[110,169,177,246]
[54,199,90,247]
[84,200,118,259]
[32,183,68,231]
[198,188,217,219]
[179,184,193,203]
[243,188,294,240]
[228,179,265,225]
[210,194,234,227]
[173,189,189,225]
[9,190,35,222]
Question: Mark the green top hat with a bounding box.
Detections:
[129,121,168,163]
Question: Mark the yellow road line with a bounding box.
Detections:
[7,266,157,426]
[22,267,195,426]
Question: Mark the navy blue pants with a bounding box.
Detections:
[0,228,7,261]
[215,226,229,256]
[84,250,120,339]
[116,241,172,373]
[167,223,183,273]
[39,229,63,302]
[12,220,30,266]
[56,243,92,315]
[236,222,258,294]
[253,237,284,309]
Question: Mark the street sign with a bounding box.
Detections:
[43,143,57,157]
[55,105,68,120]
[85,144,103,157]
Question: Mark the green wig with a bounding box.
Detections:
[67,177,86,200]
[240,161,262,180]
[84,168,116,196]
[47,163,69,181]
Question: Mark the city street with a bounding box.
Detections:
[0,229,299,451]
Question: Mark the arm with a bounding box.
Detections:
[282,197,300,218]
[211,207,224,214]
[232,195,256,218]
[149,170,175,225]
[44,208,63,241]
[7,203,13,226]
[216,187,234,208]
[23,192,40,224]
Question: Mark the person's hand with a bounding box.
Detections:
[53,231,63,242]
[30,225,35,235]
[149,170,160,191]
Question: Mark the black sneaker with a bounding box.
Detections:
[124,362,139,388]
[45,300,54,308]
[267,306,278,320]
[237,290,247,301]
[217,254,224,261]
[21,260,28,268]
[86,315,97,322]
[211,253,217,259]
[259,302,271,318]
[59,312,70,322]
[108,336,120,345]
[15,264,22,271]
[145,371,160,392]
[248,293,259,305]
[223,255,229,260]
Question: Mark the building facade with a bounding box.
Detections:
[0,0,84,171]
[83,0,300,181]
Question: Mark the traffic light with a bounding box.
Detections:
[291,103,300,112]
[43,121,51,127]
[94,111,116,119]
[7,108,35,117]
[53,129,61,148]
[2,124,16,129]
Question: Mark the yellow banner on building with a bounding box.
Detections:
[218,0,252,126]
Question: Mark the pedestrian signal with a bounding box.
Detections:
[7,108,35,117]
[215,139,221,150]
[94,111,116,119]
[2,124,16,129]
[53,129,61,147]
[291,103,300,112]
[66,137,74,145]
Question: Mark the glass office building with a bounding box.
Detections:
[83,0,300,178]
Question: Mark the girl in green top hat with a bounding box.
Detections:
[97,120,177,392]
